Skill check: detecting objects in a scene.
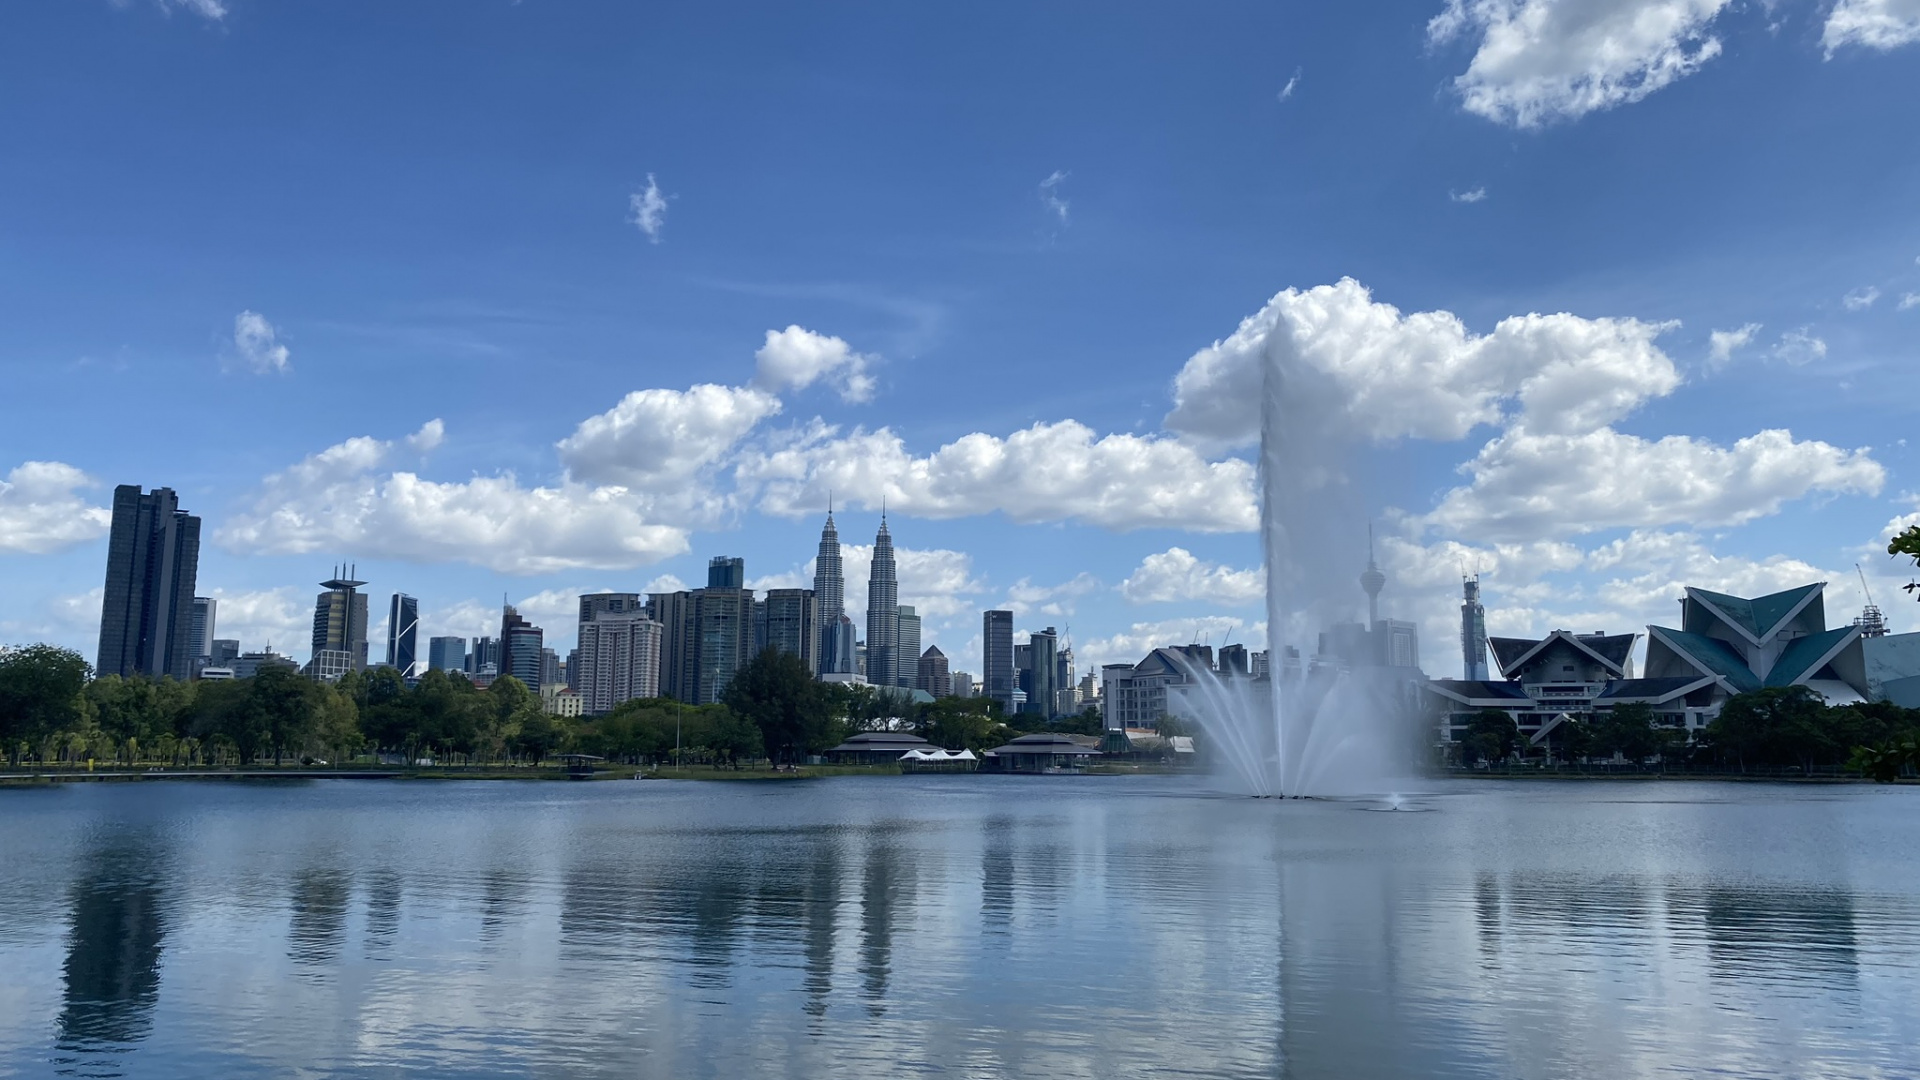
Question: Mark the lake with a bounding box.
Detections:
[2,776,1916,1079]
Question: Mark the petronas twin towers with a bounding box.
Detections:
[812,506,906,688]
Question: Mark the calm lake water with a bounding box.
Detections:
[2,776,1917,1079]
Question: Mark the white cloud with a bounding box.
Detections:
[206,587,309,657]
[1844,286,1882,311]
[557,384,780,491]
[405,418,445,453]
[1120,547,1266,605]
[1039,170,1070,224]
[738,420,1259,533]
[628,174,668,242]
[1706,322,1761,367]
[1002,573,1101,620]
[827,542,985,623]
[0,462,111,554]
[1450,186,1489,203]
[1900,292,1920,310]
[1165,277,1681,451]
[1429,0,1734,128]
[752,325,877,403]
[1077,616,1264,674]
[1773,326,1828,365]
[1426,426,1885,541]
[232,310,291,375]
[1823,0,1920,55]
[1278,67,1302,101]
[160,0,227,19]
[217,427,692,575]
[642,574,688,595]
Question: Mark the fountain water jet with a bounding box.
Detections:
[1170,320,1419,798]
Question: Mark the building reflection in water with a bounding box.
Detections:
[53,840,170,1076]
[287,865,351,971]
[800,831,841,1020]
[361,870,402,961]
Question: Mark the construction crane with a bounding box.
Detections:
[1855,564,1889,638]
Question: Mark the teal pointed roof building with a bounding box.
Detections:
[1643,583,1868,703]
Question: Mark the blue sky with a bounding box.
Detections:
[2,0,1917,677]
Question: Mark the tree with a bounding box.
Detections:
[1892,525,1920,602]
[1462,709,1519,766]
[1592,703,1664,763]
[917,696,1009,754]
[724,647,830,766]
[1704,686,1833,773]
[1549,718,1593,763]
[0,645,92,765]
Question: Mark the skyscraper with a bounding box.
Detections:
[983,609,1014,714]
[1024,627,1059,717]
[428,636,466,672]
[1461,575,1489,680]
[648,583,754,704]
[96,485,202,681]
[812,509,846,673]
[895,605,920,690]
[917,645,950,697]
[708,556,745,590]
[764,589,818,669]
[311,566,369,677]
[387,593,419,676]
[501,605,544,691]
[865,516,899,689]
[469,636,499,674]
[189,597,217,664]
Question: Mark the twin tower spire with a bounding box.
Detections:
[813,501,898,684]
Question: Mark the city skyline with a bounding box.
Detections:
[3,1,1917,683]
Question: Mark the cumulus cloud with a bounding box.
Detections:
[1901,292,1920,311]
[827,543,985,622]
[1278,67,1302,101]
[1039,170,1070,224]
[1450,186,1489,203]
[1078,616,1263,673]
[1706,322,1761,368]
[1120,547,1266,605]
[629,174,668,242]
[1823,0,1920,55]
[1427,427,1885,541]
[1166,277,1681,451]
[218,427,692,574]
[752,325,877,403]
[232,311,291,375]
[206,587,310,656]
[1429,0,1734,128]
[1773,327,1828,365]
[405,418,445,453]
[557,384,780,490]
[0,462,112,554]
[739,420,1259,533]
[1844,286,1882,311]
[1002,573,1101,619]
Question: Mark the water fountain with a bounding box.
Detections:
[1169,329,1418,798]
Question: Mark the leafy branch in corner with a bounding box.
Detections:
[1891,525,1920,600]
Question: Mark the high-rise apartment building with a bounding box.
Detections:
[96,485,202,681]
[763,589,817,670]
[310,566,370,676]
[983,609,1015,714]
[428,636,466,672]
[813,510,846,673]
[649,584,755,704]
[865,517,899,689]
[575,592,643,699]
[950,671,974,698]
[501,605,545,691]
[577,610,662,714]
[387,593,420,676]
[189,597,217,662]
[1461,574,1489,680]
[895,605,921,690]
[917,645,951,697]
